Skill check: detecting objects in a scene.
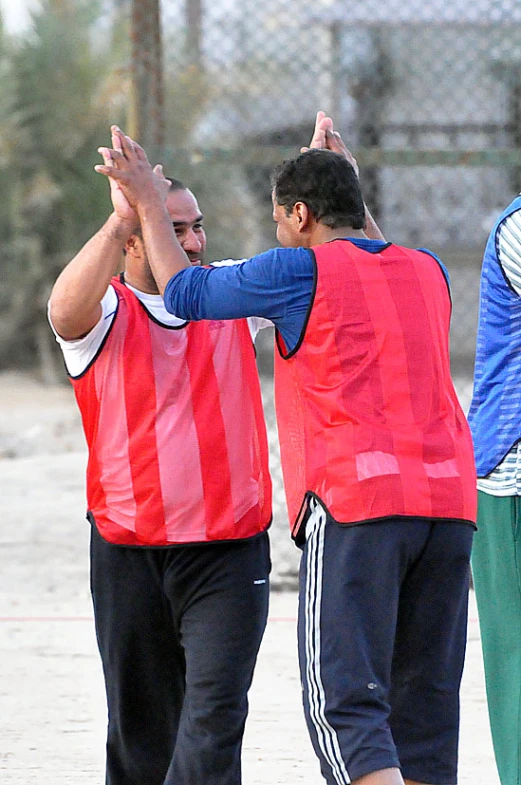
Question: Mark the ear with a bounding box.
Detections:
[293,202,312,233]
[125,234,143,258]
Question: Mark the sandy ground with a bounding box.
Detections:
[0,372,500,784]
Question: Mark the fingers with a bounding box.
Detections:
[133,141,148,161]
[110,125,144,161]
[302,112,336,154]
[111,127,124,156]
[97,149,130,181]
[302,116,360,177]
[308,110,335,150]
[318,117,334,134]
[308,110,326,149]
[96,126,154,194]
[94,164,126,180]
[325,129,345,152]
[97,147,115,168]
[325,128,345,152]
[324,129,360,176]
[153,163,171,186]
[111,126,133,159]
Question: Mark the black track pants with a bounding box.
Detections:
[90,526,271,785]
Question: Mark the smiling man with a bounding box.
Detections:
[96,119,477,785]
[48,140,272,785]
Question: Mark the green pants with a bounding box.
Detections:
[472,491,521,785]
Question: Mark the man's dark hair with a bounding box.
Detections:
[168,177,187,193]
[271,149,365,230]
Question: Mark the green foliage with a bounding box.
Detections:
[0,0,268,376]
[0,0,129,374]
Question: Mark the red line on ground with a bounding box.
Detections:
[0,616,94,622]
[0,616,480,624]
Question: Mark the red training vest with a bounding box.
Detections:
[71,278,272,546]
[274,240,477,538]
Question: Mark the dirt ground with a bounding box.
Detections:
[0,371,500,784]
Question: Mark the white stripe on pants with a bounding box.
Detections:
[302,498,351,785]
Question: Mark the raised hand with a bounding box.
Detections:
[301,110,334,153]
[324,128,360,178]
[98,131,137,223]
[301,111,360,179]
[95,126,171,212]
[302,113,383,239]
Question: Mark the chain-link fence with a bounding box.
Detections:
[140,0,521,386]
[125,0,521,581]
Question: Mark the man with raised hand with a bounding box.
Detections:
[96,116,477,785]
[48,133,272,785]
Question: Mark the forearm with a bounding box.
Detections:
[137,200,190,295]
[49,212,134,339]
[364,205,385,241]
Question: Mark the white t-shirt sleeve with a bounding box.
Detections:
[247,316,274,341]
[210,258,274,340]
[498,208,521,296]
[47,286,118,377]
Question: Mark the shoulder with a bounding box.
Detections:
[248,245,314,275]
[414,247,450,285]
[212,247,313,266]
[210,247,314,287]
[497,208,521,248]
[49,285,118,376]
[496,208,521,295]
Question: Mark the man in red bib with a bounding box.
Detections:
[97,117,477,785]
[48,141,272,785]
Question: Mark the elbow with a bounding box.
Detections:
[48,293,97,341]
[48,293,69,334]
[162,280,183,316]
[162,294,176,315]
[48,297,76,340]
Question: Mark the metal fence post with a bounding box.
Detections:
[129,0,165,159]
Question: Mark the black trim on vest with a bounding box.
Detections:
[413,247,453,309]
[119,272,190,331]
[67,295,120,380]
[275,249,318,361]
[292,490,476,547]
[494,215,521,297]
[87,510,273,549]
[323,238,392,254]
[353,240,392,254]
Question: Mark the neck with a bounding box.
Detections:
[123,265,160,295]
[309,224,368,245]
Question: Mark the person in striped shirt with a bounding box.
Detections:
[468,199,521,785]
[48,140,273,785]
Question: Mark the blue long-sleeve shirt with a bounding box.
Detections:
[164,238,445,353]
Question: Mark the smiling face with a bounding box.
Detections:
[167,188,206,266]
[124,187,207,293]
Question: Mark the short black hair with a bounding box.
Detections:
[168,177,187,193]
[271,149,365,230]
